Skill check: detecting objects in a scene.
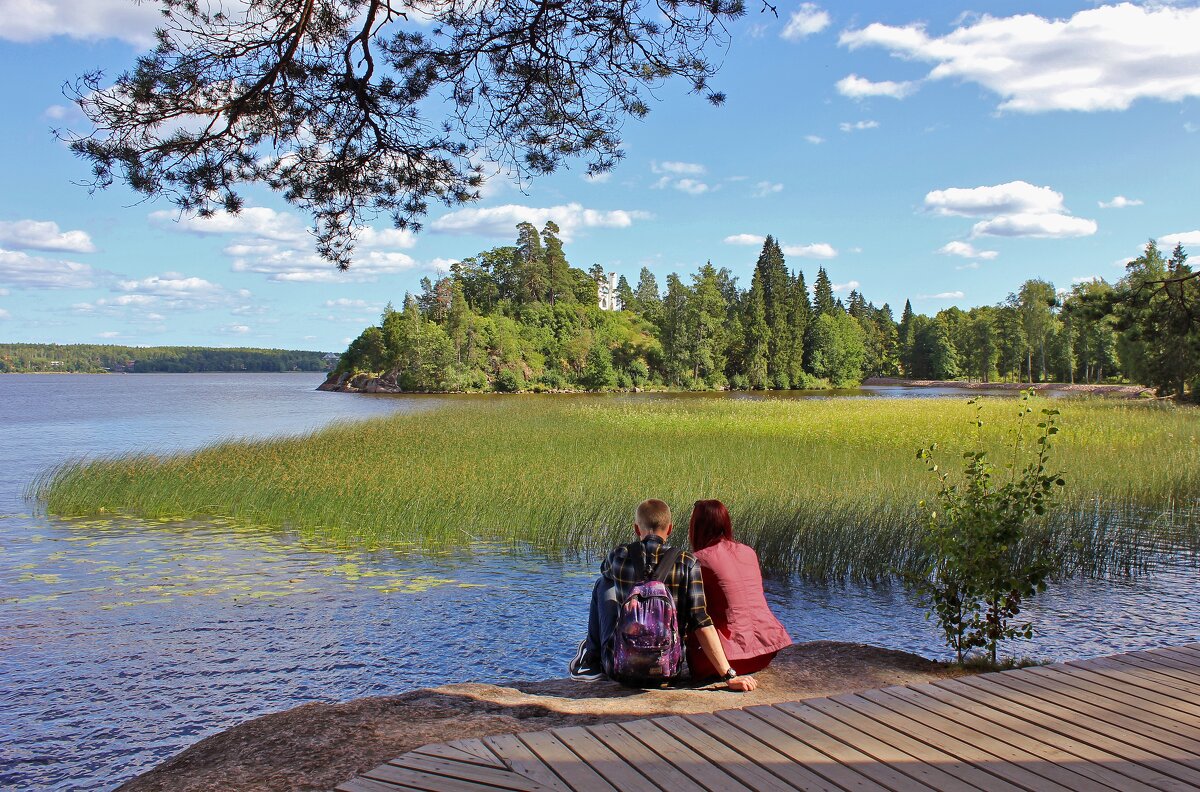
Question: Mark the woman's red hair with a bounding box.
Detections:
[689,499,733,551]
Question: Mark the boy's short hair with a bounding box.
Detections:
[635,499,672,533]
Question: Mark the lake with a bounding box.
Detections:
[1,374,1197,790]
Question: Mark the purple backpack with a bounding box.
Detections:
[607,544,684,685]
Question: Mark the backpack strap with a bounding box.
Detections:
[626,540,648,582]
[651,546,682,584]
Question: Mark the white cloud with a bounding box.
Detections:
[325,298,380,310]
[1159,230,1200,247]
[839,120,880,132]
[1098,195,1143,209]
[926,180,1097,240]
[724,234,765,246]
[836,74,918,100]
[354,226,418,249]
[652,161,706,175]
[804,135,825,144]
[428,257,460,272]
[925,181,1065,217]
[0,248,99,289]
[938,241,999,260]
[1186,122,1199,133]
[1072,275,1102,285]
[220,324,251,335]
[150,207,310,245]
[583,172,612,184]
[832,280,861,293]
[783,243,838,259]
[840,4,1200,113]
[972,213,1098,239]
[752,181,784,197]
[97,331,122,339]
[230,245,420,283]
[0,308,10,320]
[782,3,831,40]
[918,291,966,299]
[674,178,711,195]
[0,0,162,47]
[955,262,982,271]
[430,202,650,242]
[0,220,95,253]
[115,274,235,305]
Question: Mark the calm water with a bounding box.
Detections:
[1,374,1196,791]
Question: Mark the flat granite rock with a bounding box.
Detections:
[118,641,962,792]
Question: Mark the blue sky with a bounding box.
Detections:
[1,1,1198,351]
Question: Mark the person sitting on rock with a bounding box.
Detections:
[684,499,792,680]
[568,498,758,691]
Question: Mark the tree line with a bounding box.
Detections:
[338,230,1199,400]
[0,344,332,374]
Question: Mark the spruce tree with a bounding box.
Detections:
[660,273,691,385]
[899,299,915,376]
[688,263,728,386]
[515,222,548,304]
[813,267,836,316]
[615,275,635,311]
[742,285,770,389]
[634,267,663,324]
[788,270,812,384]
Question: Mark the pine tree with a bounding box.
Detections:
[742,285,770,389]
[541,221,573,304]
[660,273,691,385]
[788,270,812,384]
[898,299,915,376]
[813,267,836,316]
[615,275,634,311]
[515,222,548,304]
[633,267,663,324]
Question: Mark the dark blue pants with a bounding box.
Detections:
[585,576,619,666]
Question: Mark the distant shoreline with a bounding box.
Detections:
[862,377,1155,397]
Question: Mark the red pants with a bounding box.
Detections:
[688,649,778,680]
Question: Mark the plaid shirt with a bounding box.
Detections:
[601,535,713,632]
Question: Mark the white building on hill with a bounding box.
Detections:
[597,272,620,311]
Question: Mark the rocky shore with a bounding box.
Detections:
[118,641,964,792]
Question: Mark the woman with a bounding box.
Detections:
[686,499,792,680]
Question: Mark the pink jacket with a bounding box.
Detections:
[687,540,792,661]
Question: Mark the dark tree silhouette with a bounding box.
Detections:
[61,0,757,269]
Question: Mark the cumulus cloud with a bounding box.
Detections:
[652,161,706,175]
[673,178,711,195]
[1072,275,1102,285]
[0,0,162,47]
[925,180,1097,239]
[229,245,420,283]
[0,220,96,253]
[783,243,838,259]
[220,324,252,335]
[836,74,918,100]
[0,249,99,289]
[430,202,650,242]
[832,280,860,293]
[1159,230,1200,247]
[724,234,765,246]
[752,181,784,197]
[1099,195,1143,209]
[75,272,251,320]
[150,207,310,245]
[782,3,831,40]
[0,308,10,320]
[804,135,825,144]
[840,4,1200,113]
[919,291,966,299]
[839,120,879,132]
[939,241,999,260]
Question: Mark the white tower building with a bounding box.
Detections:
[597,272,620,311]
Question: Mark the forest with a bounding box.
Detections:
[0,344,332,374]
[335,226,1199,400]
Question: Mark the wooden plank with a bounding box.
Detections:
[1152,647,1200,670]
[688,711,848,792]
[550,726,659,792]
[1026,666,1200,726]
[802,694,1028,792]
[412,742,508,770]
[1128,649,1200,671]
[389,754,548,791]
[620,716,754,791]
[933,677,1200,791]
[650,714,800,792]
[1053,661,1200,717]
[337,777,416,792]
[747,703,941,792]
[587,722,699,790]
[986,668,1200,754]
[518,731,617,792]
[446,739,511,769]
[775,700,972,792]
[365,762,518,792]
[1070,657,1200,700]
[714,707,888,792]
[869,685,1146,792]
[483,734,572,792]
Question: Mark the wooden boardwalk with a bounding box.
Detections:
[338,643,1200,791]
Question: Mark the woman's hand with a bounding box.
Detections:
[727,675,758,692]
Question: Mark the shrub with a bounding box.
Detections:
[493,368,524,392]
[908,391,1064,664]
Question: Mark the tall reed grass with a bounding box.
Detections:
[35,395,1200,580]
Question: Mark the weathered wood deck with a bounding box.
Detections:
[337,643,1200,791]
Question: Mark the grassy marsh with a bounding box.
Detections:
[36,395,1200,580]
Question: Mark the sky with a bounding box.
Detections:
[1,0,1198,351]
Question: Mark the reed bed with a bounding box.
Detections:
[35,396,1200,581]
